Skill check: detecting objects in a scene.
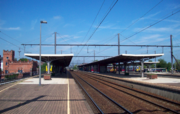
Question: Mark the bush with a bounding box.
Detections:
[5,75,9,80]
[4,73,19,80]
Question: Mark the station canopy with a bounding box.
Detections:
[78,54,164,66]
[127,61,160,65]
[25,54,74,66]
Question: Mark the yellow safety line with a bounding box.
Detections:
[0,82,19,93]
[0,75,37,93]
[67,73,70,114]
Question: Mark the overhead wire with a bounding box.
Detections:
[85,34,117,55]
[72,0,118,64]
[120,9,180,43]
[75,0,105,56]
[92,0,164,56]
[0,31,23,44]
[25,33,54,44]
[75,0,118,58]
[0,37,23,49]
[120,0,163,34]
[41,33,54,43]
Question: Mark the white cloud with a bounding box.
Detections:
[0,27,20,30]
[57,35,70,39]
[0,20,5,26]
[93,24,122,30]
[133,34,169,44]
[63,24,74,27]
[134,27,172,32]
[53,16,61,19]
[131,11,161,23]
[173,4,180,9]
[78,30,86,33]
[45,34,81,43]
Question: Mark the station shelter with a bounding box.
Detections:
[25,54,74,75]
[78,54,164,78]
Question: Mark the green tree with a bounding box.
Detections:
[167,62,171,71]
[174,59,180,71]
[19,58,28,62]
[41,63,47,72]
[73,65,78,70]
[150,64,155,68]
[157,59,167,68]
[93,60,98,62]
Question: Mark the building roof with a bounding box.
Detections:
[25,54,74,66]
[78,54,164,66]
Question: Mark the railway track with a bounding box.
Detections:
[70,71,132,114]
[72,71,180,114]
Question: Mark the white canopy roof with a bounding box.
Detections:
[78,54,164,66]
[25,53,74,66]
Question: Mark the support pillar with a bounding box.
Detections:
[128,65,129,73]
[30,68,32,76]
[113,63,115,73]
[124,62,127,75]
[170,35,173,74]
[98,64,100,73]
[105,64,107,73]
[141,59,144,78]
[118,62,120,74]
[47,61,51,74]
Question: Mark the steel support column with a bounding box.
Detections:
[124,62,127,75]
[47,61,51,74]
[118,62,120,74]
[170,35,173,74]
[141,59,144,78]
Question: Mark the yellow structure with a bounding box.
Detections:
[46,65,52,72]
[136,66,141,72]
[110,68,116,72]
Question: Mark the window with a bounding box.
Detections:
[18,70,22,73]
[5,70,8,74]
[6,57,9,60]
[6,62,8,65]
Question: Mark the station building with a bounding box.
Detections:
[3,50,38,74]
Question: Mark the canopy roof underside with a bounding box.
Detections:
[78,54,164,66]
[25,54,74,66]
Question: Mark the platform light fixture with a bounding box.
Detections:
[39,20,47,86]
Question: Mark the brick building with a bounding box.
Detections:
[3,50,38,74]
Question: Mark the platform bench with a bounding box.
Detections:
[147,74,158,79]
[44,74,51,80]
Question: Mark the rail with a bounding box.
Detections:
[72,72,132,114]
[79,72,180,114]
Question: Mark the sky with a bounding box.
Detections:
[0,0,180,66]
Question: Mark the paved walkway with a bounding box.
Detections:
[94,72,180,88]
[0,73,93,114]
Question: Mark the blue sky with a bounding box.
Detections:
[0,0,180,65]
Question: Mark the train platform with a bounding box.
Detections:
[97,72,180,88]
[0,73,93,114]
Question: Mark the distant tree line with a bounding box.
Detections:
[148,59,180,71]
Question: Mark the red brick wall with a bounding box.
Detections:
[3,50,38,74]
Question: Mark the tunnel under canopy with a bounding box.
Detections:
[24,53,74,74]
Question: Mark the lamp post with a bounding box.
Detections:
[39,21,47,86]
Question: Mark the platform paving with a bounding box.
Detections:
[99,72,180,88]
[0,73,93,114]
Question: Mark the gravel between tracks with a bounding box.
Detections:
[70,72,126,113]
[73,71,180,114]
